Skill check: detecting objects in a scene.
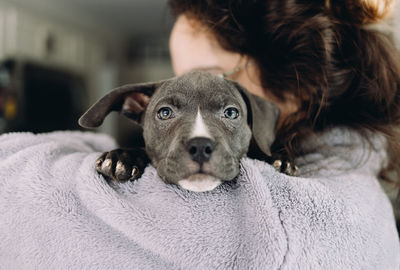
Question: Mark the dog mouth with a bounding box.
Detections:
[177,173,222,192]
[156,156,239,192]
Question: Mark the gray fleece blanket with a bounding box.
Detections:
[0,128,399,269]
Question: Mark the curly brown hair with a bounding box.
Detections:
[168,0,400,194]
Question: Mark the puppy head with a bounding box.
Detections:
[79,71,279,192]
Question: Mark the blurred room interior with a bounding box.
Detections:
[0,0,174,146]
[0,0,399,226]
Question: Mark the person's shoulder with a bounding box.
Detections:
[241,156,399,264]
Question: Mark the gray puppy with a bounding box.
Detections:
[79,71,289,192]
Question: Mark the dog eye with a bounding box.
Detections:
[157,107,174,120]
[224,107,239,119]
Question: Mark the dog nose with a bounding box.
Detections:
[186,137,214,164]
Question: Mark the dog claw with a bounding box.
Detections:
[102,159,112,169]
[131,166,139,178]
[284,162,298,176]
[95,148,150,183]
[270,158,298,176]
[114,161,130,181]
[100,158,113,176]
[116,160,125,174]
[96,158,103,168]
[272,160,282,171]
[284,161,292,175]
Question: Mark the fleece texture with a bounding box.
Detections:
[0,128,399,269]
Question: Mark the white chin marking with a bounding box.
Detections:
[178,174,222,192]
[190,108,212,139]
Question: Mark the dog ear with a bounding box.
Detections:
[233,82,280,156]
[79,81,164,128]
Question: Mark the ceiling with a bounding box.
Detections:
[7,0,174,38]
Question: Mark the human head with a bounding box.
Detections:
[168,0,400,165]
[169,15,299,129]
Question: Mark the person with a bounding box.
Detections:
[1,1,400,268]
[168,0,400,220]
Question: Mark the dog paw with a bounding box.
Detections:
[96,148,150,182]
[272,159,298,176]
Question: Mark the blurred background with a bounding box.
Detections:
[0,0,399,229]
[0,0,174,146]
[1,0,400,144]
